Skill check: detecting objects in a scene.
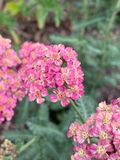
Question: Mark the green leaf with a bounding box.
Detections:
[73,17,105,31]
[53,4,63,27]
[0,11,16,30]
[46,141,60,160]
[27,121,65,139]
[18,143,40,160]
[50,35,86,46]
[5,2,20,16]
[38,103,49,121]
[75,96,96,120]
[36,5,48,29]
[4,130,33,140]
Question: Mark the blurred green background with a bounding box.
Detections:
[0,0,120,159]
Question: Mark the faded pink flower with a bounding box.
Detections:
[50,86,70,107]
[89,140,112,159]
[1,49,21,67]
[0,35,25,123]
[0,68,25,123]
[71,144,91,160]
[67,122,81,138]
[75,124,89,144]
[0,35,11,55]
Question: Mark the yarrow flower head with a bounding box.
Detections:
[0,35,25,123]
[18,42,84,106]
[0,139,17,159]
[67,97,120,160]
[0,35,21,68]
[0,35,84,122]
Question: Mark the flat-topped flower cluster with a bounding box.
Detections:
[67,98,120,160]
[0,35,84,123]
[0,35,25,123]
[19,42,84,106]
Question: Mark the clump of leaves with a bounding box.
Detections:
[4,0,63,29]
[4,100,74,160]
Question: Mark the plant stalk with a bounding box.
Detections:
[18,137,36,154]
[70,100,84,124]
[107,0,120,33]
[84,0,89,19]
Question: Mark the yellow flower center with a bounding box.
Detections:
[103,116,110,124]
[71,129,76,136]
[103,105,111,112]
[81,131,89,139]
[100,131,108,139]
[78,149,85,157]
[97,146,106,155]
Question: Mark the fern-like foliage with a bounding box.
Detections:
[4,102,73,160]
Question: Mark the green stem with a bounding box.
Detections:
[84,0,89,20]
[107,0,120,33]
[18,138,36,154]
[20,97,29,122]
[70,100,84,124]
[81,0,89,35]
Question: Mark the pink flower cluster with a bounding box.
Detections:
[67,98,120,160]
[0,35,25,123]
[0,35,84,123]
[18,42,84,106]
